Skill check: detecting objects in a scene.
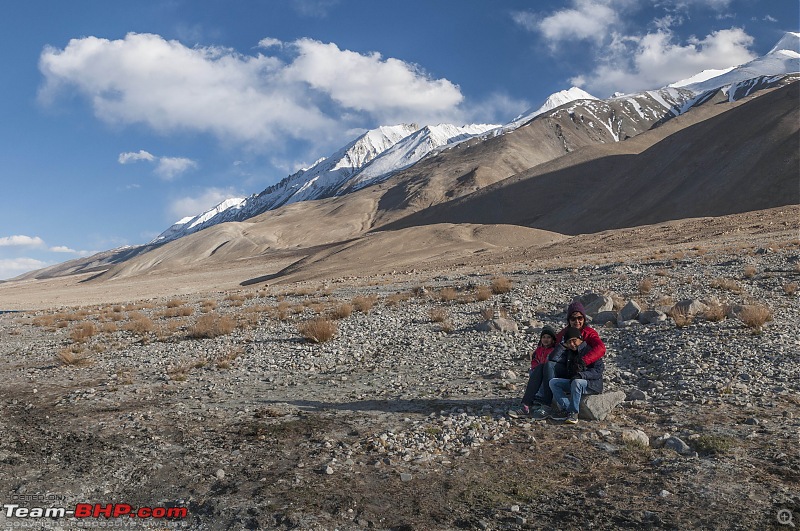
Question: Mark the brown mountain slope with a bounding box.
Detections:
[379,81,800,235]
[84,82,797,284]
[363,89,696,229]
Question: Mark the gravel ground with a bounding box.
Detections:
[0,242,798,530]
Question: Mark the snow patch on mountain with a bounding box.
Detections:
[152,197,246,244]
[681,32,799,95]
[669,67,737,88]
[342,123,499,193]
[506,87,598,130]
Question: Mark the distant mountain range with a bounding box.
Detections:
[13,32,799,282]
[152,33,799,246]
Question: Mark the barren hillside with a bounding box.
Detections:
[381,82,800,235]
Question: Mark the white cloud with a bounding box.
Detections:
[118,150,155,164]
[763,15,777,23]
[118,149,196,180]
[534,0,620,44]
[48,246,93,257]
[39,33,465,151]
[0,258,48,280]
[168,187,241,221]
[578,27,756,95]
[155,157,198,180]
[0,235,45,248]
[258,37,283,49]
[282,39,463,124]
[518,1,757,96]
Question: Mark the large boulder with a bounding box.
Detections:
[671,299,708,316]
[619,300,642,322]
[638,310,667,325]
[593,311,618,327]
[578,390,626,420]
[578,293,614,317]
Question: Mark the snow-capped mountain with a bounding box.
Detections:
[154,197,247,245]
[506,86,599,130]
[151,32,800,247]
[338,123,499,194]
[678,31,799,95]
[151,122,498,244]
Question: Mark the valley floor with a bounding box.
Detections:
[0,207,798,530]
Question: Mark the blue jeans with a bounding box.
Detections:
[522,361,566,406]
[550,378,589,414]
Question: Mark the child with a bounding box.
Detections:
[508,326,557,418]
[549,326,605,424]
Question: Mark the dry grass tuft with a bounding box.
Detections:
[166,299,187,308]
[352,295,377,313]
[225,294,245,307]
[188,313,236,339]
[668,305,693,328]
[70,322,97,342]
[490,276,513,294]
[742,265,757,279]
[329,303,354,320]
[298,318,337,343]
[638,278,653,295]
[438,287,459,302]
[122,312,155,335]
[200,300,217,313]
[474,285,492,302]
[702,302,726,322]
[710,277,743,294]
[429,308,448,323]
[161,306,194,318]
[738,304,772,333]
[57,347,92,367]
[272,302,291,321]
[784,282,798,296]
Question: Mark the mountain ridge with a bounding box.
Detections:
[10,33,799,283]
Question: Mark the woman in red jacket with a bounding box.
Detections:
[555,301,606,366]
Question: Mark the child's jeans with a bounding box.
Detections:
[550,378,589,414]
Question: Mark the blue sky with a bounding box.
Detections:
[0,0,797,280]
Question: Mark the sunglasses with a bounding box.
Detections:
[569,315,585,321]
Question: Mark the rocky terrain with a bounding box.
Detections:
[0,217,798,530]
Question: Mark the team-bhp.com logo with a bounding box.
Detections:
[4,503,188,520]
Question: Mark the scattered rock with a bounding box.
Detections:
[672,299,708,316]
[663,436,693,456]
[620,300,641,322]
[476,318,519,333]
[621,429,650,447]
[594,311,618,327]
[579,293,614,317]
[638,310,667,325]
[579,391,626,421]
[626,389,648,401]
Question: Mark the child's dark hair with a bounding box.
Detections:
[540,325,557,343]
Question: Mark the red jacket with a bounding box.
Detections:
[531,344,555,369]
[555,325,605,365]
